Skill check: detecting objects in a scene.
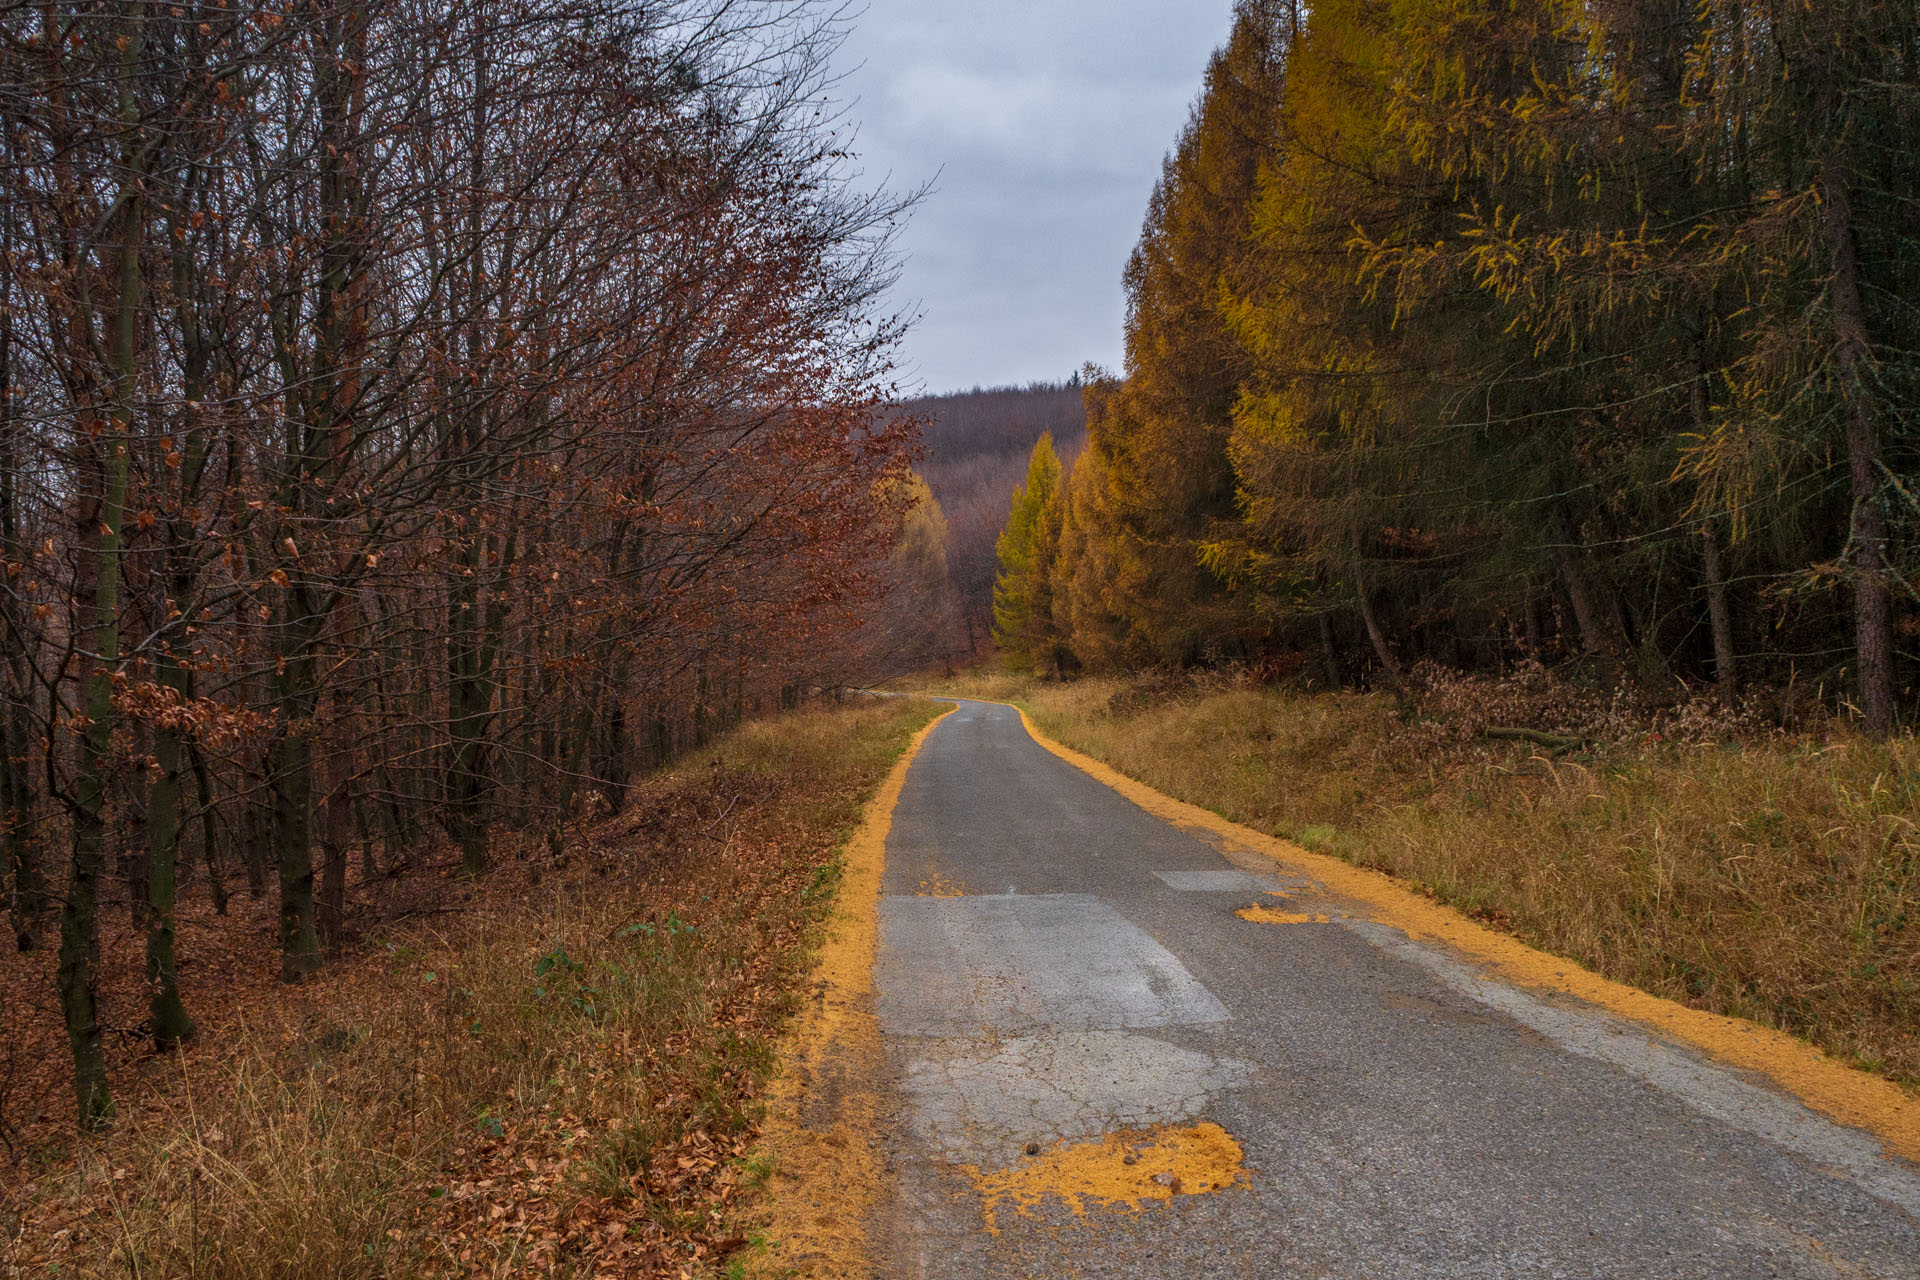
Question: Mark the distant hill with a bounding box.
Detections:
[907,382,1087,653]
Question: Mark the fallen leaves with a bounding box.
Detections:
[4,700,936,1279]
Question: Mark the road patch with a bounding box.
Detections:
[876,893,1229,1036]
[1152,868,1291,892]
[916,871,967,897]
[902,1029,1251,1165]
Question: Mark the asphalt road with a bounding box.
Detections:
[865,699,1920,1278]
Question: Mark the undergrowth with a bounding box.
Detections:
[3,696,941,1279]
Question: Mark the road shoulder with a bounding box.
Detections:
[749,705,955,1278]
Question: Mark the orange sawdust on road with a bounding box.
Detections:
[917,871,967,897]
[751,707,953,1279]
[962,1122,1249,1234]
[1236,904,1333,925]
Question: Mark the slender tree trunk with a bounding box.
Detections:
[1821,161,1895,736]
[238,773,266,899]
[0,173,40,954]
[1701,522,1738,706]
[1318,612,1341,687]
[145,695,196,1050]
[59,67,147,1123]
[1,674,36,952]
[446,531,511,875]
[123,727,151,929]
[1351,565,1405,696]
[188,743,228,916]
[1690,350,1739,705]
[1554,533,1618,666]
[317,785,349,957]
[271,720,321,981]
[270,624,323,981]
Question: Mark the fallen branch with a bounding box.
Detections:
[1483,726,1590,753]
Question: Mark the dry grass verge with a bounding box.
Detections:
[922,669,1919,1090]
[3,696,942,1279]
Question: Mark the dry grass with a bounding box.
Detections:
[3,696,942,1279]
[959,671,1920,1089]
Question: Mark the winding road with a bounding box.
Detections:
[859,699,1920,1278]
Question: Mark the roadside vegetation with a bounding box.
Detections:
[3,697,941,1278]
[926,668,1920,1090]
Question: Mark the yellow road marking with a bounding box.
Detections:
[1006,702,1920,1166]
[753,706,953,1279]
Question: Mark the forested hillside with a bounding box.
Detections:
[0,0,913,1139]
[909,382,1085,653]
[993,0,1920,735]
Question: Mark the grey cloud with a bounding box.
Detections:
[835,1,1233,392]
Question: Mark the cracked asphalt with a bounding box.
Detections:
[865,699,1920,1278]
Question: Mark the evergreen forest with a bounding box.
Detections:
[992,0,1920,738]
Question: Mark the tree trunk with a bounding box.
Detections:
[1318,612,1341,687]
[1821,161,1895,736]
[238,776,267,899]
[1554,532,1619,667]
[0,177,40,955]
[145,699,197,1050]
[59,82,147,1125]
[446,531,511,875]
[1701,522,1738,707]
[1351,565,1405,696]
[1690,349,1739,706]
[1,678,36,952]
[270,628,323,982]
[188,743,228,916]
[317,786,349,957]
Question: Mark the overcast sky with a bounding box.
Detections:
[832,1,1235,395]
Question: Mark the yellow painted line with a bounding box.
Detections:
[752,706,953,1279]
[1004,702,1920,1166]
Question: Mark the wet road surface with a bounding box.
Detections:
[866,699,1920,1278]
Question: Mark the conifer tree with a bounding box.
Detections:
[992,435,1068,673]
[1062,1,1294,667]
[1020,0,1920,728]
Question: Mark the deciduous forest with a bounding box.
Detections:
[0,0,916,1146]
[991,0,1920,735]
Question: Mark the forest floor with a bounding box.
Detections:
[1,695,942,1279]
[908,666,1920,1093]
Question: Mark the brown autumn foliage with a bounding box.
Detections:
[0,0,920,1131]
